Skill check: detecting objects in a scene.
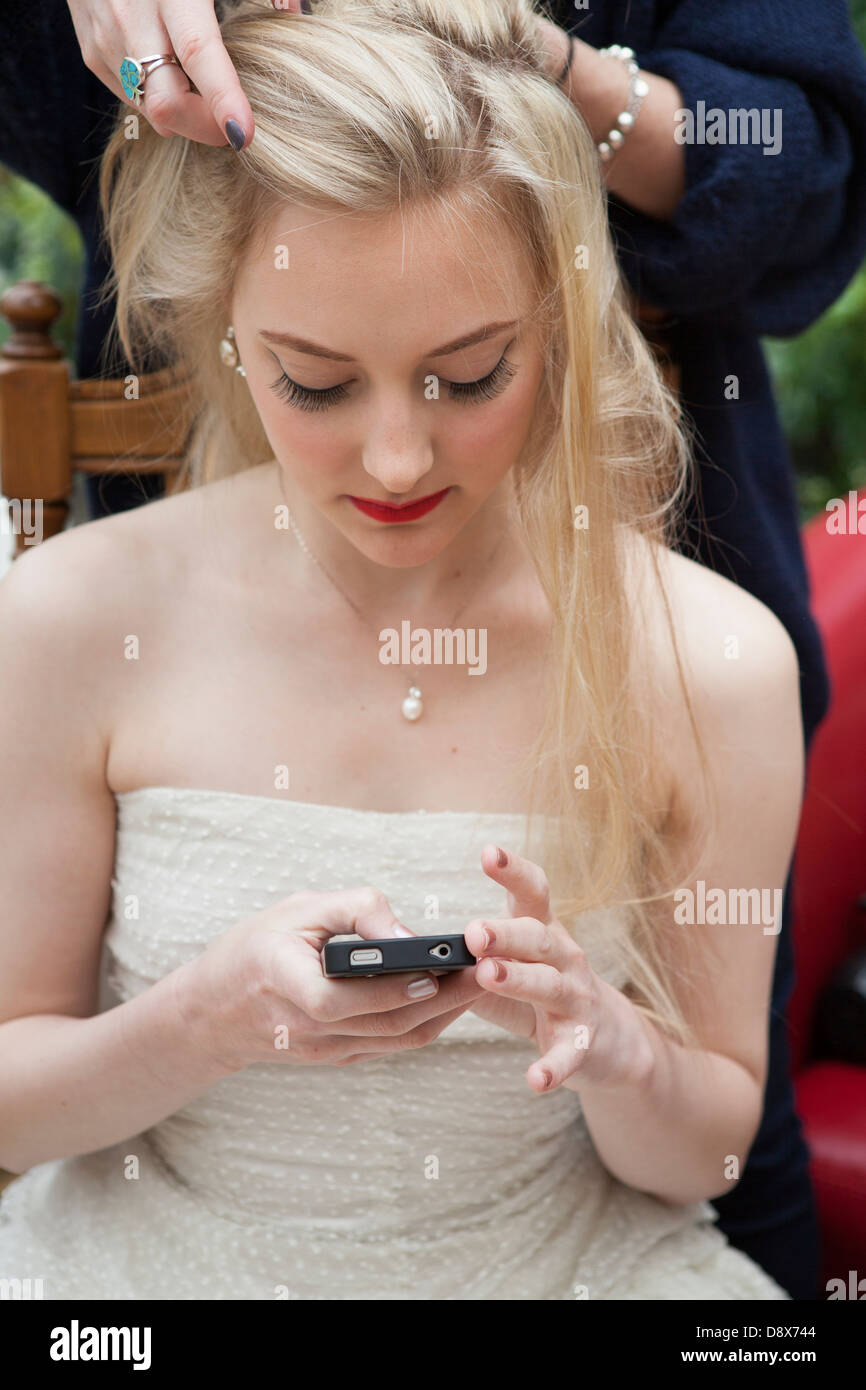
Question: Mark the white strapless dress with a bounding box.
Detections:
[0,787,790,1300]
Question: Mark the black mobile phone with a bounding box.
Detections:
[322,932,476,978]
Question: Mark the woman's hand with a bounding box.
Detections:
[66,0,305,148]
[463,846,654,1095]
[174,884,486,1073]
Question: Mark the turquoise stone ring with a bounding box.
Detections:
[118,54,182,105]
[119,58,144,103]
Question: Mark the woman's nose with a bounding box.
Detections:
[360,403,436,495]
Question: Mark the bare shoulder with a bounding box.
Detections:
[622,530,800,710]
[620,530,803,819]
[2,461,269,617]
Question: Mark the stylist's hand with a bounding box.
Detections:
[66,0,305,149]
[463,846,653,1095]
[173,885,485,1073]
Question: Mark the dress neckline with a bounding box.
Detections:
[112,784,533,821]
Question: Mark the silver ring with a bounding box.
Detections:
[119,53,184,107]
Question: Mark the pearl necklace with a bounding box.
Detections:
[277,471,507,721]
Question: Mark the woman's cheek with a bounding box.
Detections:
[256,394,350,483]
[447,376,541,478]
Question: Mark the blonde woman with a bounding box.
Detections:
[0,0,798,1299]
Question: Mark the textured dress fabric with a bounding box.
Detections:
[0,787,790,1301]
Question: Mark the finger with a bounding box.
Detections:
[480,843,553,924]
[159,0,257,147]
[527,1036,587,1093]
[474,954,570,1013]
[70,7,174,122]
[314,955,485,1032]
[290,884,414,941]
[138,60,228,144]
[464,915,568,970]
[334,1000,478,1059]
[105,15,187,134]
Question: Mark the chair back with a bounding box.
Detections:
[0,280,195,555]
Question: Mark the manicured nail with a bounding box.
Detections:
[492,960,507,982]
[496,846,508,868]
[539,1068,553,1089]
[479,925,493,951]
[392,924,413,937]
[225,118,246,151]
[406,975,437,999]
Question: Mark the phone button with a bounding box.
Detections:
[349,948,384,967]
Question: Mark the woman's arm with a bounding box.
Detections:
[540,0,866,334]
[468,545,804,1205]
[535,17,686,222]
[577,551,805,1204]
[0,529,233,1175]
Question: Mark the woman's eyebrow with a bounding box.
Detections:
[258,319,520,362]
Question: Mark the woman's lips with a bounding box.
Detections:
[347,486,451,523]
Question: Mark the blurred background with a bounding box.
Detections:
[1,1,864,530]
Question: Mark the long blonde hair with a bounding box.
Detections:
[98,0,714,1048]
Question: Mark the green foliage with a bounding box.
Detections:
[760,0,866,522]
[764,274,866,521]
[0,168,84,364]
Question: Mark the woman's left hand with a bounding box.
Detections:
[464,846,653,1095]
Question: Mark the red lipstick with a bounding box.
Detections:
[348,487,451,523]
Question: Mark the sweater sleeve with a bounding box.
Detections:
[607,0,866,336]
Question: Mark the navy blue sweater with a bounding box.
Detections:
[550,0,866,749]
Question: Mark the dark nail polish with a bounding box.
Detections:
[225,118,246,152]
[496,846,508,868]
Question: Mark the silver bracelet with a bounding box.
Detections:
[596,44,649,163]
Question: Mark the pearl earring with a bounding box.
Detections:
[218,323,246,377]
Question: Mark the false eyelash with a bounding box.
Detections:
[269,374,351,413]
[268,348,519,413]
[447,354,518,403]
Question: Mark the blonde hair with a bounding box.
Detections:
[98,0,715,1049]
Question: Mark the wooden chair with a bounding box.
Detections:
[0,280,196,558]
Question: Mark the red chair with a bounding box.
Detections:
[790,487,866,1295]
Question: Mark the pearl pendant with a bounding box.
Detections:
[401,684,423,721]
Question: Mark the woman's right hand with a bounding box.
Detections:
[174,885,486,1073]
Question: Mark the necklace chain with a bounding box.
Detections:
[276,467,507,720]
[277,468,507,631]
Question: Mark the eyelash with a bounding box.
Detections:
[268,351,519,414]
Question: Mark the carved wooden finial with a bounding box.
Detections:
[0,280,64,360]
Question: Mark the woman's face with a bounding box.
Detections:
[231,197,546,569]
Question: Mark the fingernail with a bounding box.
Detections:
[479,925,494,951]
[406,975,437,999]
[539,1067,553,1089]
[496,846,508,868]
[392,924,413,937]
[492,960,507,982]
[225,118,246,151]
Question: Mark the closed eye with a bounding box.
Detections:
[268,344,519,413]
